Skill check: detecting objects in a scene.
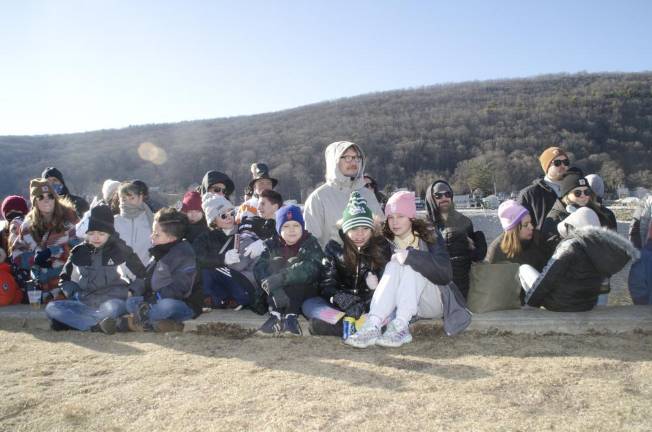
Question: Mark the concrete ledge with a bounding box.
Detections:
[1,305,651,336]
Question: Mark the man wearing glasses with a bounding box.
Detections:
[304,141,383,248]
[518,146,570,230]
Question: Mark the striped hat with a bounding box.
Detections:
[341,191,374,233]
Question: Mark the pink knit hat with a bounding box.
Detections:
[498,200,529,231]
[385,191,416,219]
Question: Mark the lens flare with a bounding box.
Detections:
[137,142,167,165]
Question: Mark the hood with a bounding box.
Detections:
[200,171,235,197]
[571,225,640,275]
[425,180,454,225]
[324,141,366,188]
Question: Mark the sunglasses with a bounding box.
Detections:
[209,186,226,194]
[572,189,592,198]
[37,193,55,201]
[219,210,235,220]
[433,191,453,199]
[552,159,570,167]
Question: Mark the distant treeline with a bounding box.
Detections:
[1,72,651,203]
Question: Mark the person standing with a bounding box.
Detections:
[303,141,382,249]
[517,147,570,230]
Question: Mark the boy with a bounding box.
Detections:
[45,205,146,333]
[126,208,200,332]
[254,205,324,336]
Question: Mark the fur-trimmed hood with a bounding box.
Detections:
[559,225,639,276]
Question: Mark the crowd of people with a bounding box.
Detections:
[0,141,649,347]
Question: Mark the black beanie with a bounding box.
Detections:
[41,167,65,185]
[560,173,590,198]
[87,205,115,235]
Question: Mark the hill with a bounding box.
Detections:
[1,72,651,202]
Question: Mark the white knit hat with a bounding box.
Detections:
[201,192,234,225]
[102,179,121,202]
[557,207,600,238]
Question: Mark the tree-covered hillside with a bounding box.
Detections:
[1,72,651,202]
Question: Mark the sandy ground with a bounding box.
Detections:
[1,328,651,432]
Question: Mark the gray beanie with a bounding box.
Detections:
[585,174,605,199]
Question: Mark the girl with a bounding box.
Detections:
[345,191,456,348]
[310,191,391,336]
[486,200,547,271]
[522,207,638,312]
[11,179,79,300]
[114,181,154,268]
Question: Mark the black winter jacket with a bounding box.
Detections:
[525,226,638,312]
[518,178,559,231]
[320,231,392,304]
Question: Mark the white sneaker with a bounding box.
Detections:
[376,319,412,347]
[344,323,381,348]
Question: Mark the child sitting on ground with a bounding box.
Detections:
[126,208,199,332]
[45,205,146,333]
[254,205,324,336]
[346,191,469,348]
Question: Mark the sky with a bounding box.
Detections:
[1,0,651,136]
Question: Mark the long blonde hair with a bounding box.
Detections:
[27,196,77,243]
[499,228,522,259]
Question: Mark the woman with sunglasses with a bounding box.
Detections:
[541,172,610,255]
[11,179,79,301]
[192,193,254,310]
[485,200,547,271]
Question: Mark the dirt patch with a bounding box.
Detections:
[1,329,651,431]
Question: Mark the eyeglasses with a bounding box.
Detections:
[572,189,592,198]
[433,191,453,199]
[37,193,54,201]
[219,210,235,220]
[340,155,362,163]
[552,159,570,167]
[209,186,226,194]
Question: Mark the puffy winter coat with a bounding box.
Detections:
[254,232,324,290]
[525,226,639,312]
[60,235,146,308]
[630,195,652,249]
[320,231,392,304]
[114,211,152,267]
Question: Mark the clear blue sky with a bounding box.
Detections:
[1,0,651,136]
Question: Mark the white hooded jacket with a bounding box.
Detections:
[303,141,383,248]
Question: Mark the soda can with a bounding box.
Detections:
[342,317,356,340]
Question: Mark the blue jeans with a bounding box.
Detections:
[126,296,194,323]
[202,268,250,306]
[45,299,127,331]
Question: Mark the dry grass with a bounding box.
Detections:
[1,329,651,431]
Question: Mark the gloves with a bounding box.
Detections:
[332,292,361,311]
[365,272,379,290]
[345,302,365,319]
[261,273,288,310]
[392,249,409,265]
[60,280,80,299]
[243,239,265,259]
[224,249,240,266]
[34,248,52,267]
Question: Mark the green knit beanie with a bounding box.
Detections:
[341,191,374,233]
